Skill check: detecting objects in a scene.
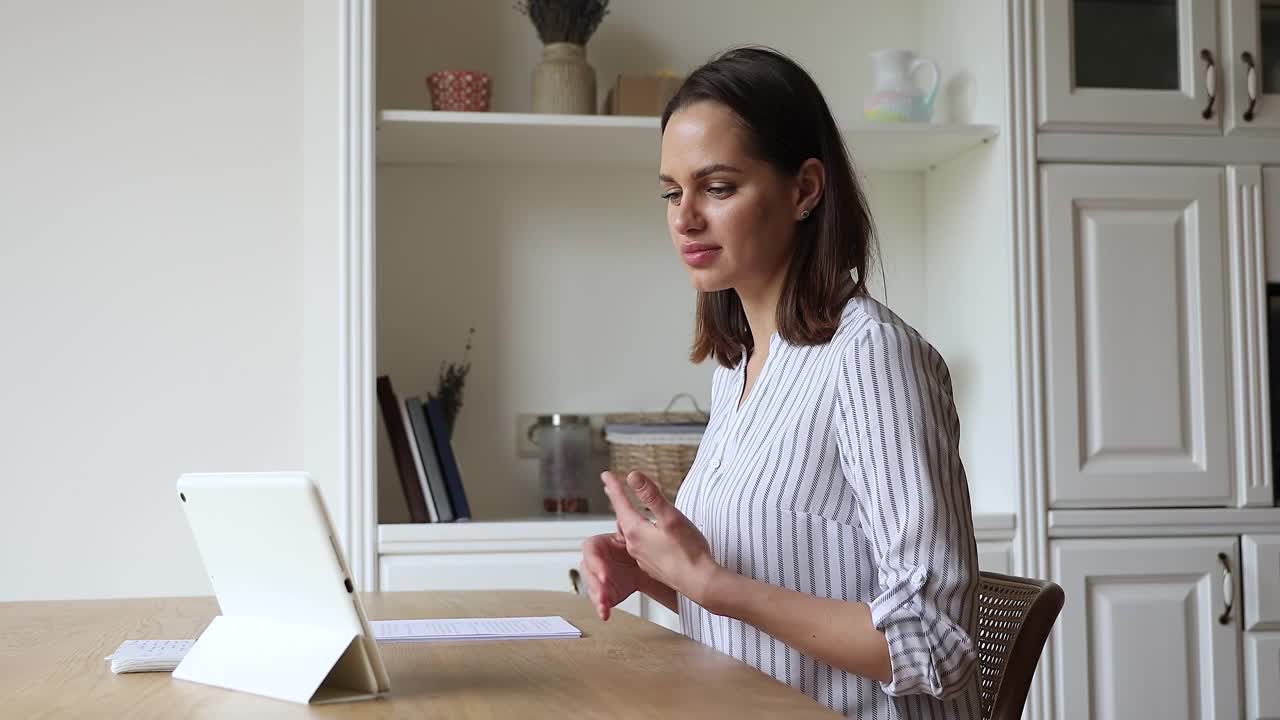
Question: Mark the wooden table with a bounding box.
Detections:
[0,590,839,718]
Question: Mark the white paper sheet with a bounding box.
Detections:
[105,639,196,673]
[370,615,581,643]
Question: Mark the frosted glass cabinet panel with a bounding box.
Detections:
[1072,0,1181,91]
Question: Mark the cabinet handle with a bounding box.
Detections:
[1202,49,1217,120]
[1217,552,1233,626]
[1242,51,1259,122]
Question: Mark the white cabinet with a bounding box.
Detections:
[1051,536,1242,720]
[1037,0,1221,132]
[1243,534,1280,720]
[977,541,1013,575]
[1242,534,1280,631]
[1228,166,1276,508]
[377,516,1015,635]
[1038,0,1280,134]
[378,519,655,624]
[1267,167,1280,283]
[1041,164,1233,508]
[1246,634,1280,720]
[1224,0,1280,134]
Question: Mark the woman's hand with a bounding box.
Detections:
[601,470,722,606]
[580,531,648,621]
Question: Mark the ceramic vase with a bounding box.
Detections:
[532,42,596,114]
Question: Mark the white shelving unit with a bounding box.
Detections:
[377,110,999,171]
[366,0,1020,644]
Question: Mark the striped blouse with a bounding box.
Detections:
[673,295,982,719]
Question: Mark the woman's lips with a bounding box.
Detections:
[681,244,721,268]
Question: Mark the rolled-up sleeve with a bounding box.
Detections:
[833,321,980,699]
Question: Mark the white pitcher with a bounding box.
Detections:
[863,49,940,123]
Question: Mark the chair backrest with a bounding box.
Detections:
[975,570,1065,720]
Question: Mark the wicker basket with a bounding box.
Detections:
[604,393,709,508]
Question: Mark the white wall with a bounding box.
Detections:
[921,0,1015,515]
[0,0,306,601]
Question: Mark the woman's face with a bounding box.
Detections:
[659,101,803,294]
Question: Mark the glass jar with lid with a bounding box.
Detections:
[528,414,592,514]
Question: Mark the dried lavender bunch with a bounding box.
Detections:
[514,0,610,45]
[431,327,474,438]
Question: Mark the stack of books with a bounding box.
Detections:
[376,375,471,523]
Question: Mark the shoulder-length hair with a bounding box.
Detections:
[661,46,877,368]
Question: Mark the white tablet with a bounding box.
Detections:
[174,471,390,702]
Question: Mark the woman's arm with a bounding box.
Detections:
[639,573,679,614]
[701,568,891,683]
[830,321,980,699]
[598,473,888,678]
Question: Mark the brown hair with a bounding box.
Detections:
[661,46,877,368]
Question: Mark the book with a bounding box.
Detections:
[375,375,431,523]
[425,396,471,520]
[401,396,440,523]
[405,396,454,522]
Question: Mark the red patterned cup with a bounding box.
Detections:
[426,70,491,112]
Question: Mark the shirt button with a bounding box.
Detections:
[713,458,722,470]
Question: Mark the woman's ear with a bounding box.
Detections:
[794,158,825,220]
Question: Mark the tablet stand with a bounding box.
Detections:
[172,614,383,704]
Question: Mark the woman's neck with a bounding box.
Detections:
[737,268,787,361]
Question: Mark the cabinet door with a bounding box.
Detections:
[1246,633,1280,720]
[1042,165,1232,508]
[1051,537,1242,720]
[1267,167,1280,282]
[1242,534,1280,631]
[1038,0,1221,132]
[1225,0,1280,134]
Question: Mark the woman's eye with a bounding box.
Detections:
[660,190,682,204]
[706,185,734,197]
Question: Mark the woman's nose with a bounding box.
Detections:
[672,200,703,235]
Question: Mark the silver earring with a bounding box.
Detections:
[800,209,810,220]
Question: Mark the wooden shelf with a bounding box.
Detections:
[377,110,999,172]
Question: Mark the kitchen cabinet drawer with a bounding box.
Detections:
[1246,633,1280,720]
[1244,535,1280,631]
[380,551,583,593]
[977,541,1011,575]
[378,551,643,618]
[641,596,681,633]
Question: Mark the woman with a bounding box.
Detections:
[581,46,981,719]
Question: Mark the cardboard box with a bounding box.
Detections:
[605,74,686,116]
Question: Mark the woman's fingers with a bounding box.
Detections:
[602,471,651,536]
